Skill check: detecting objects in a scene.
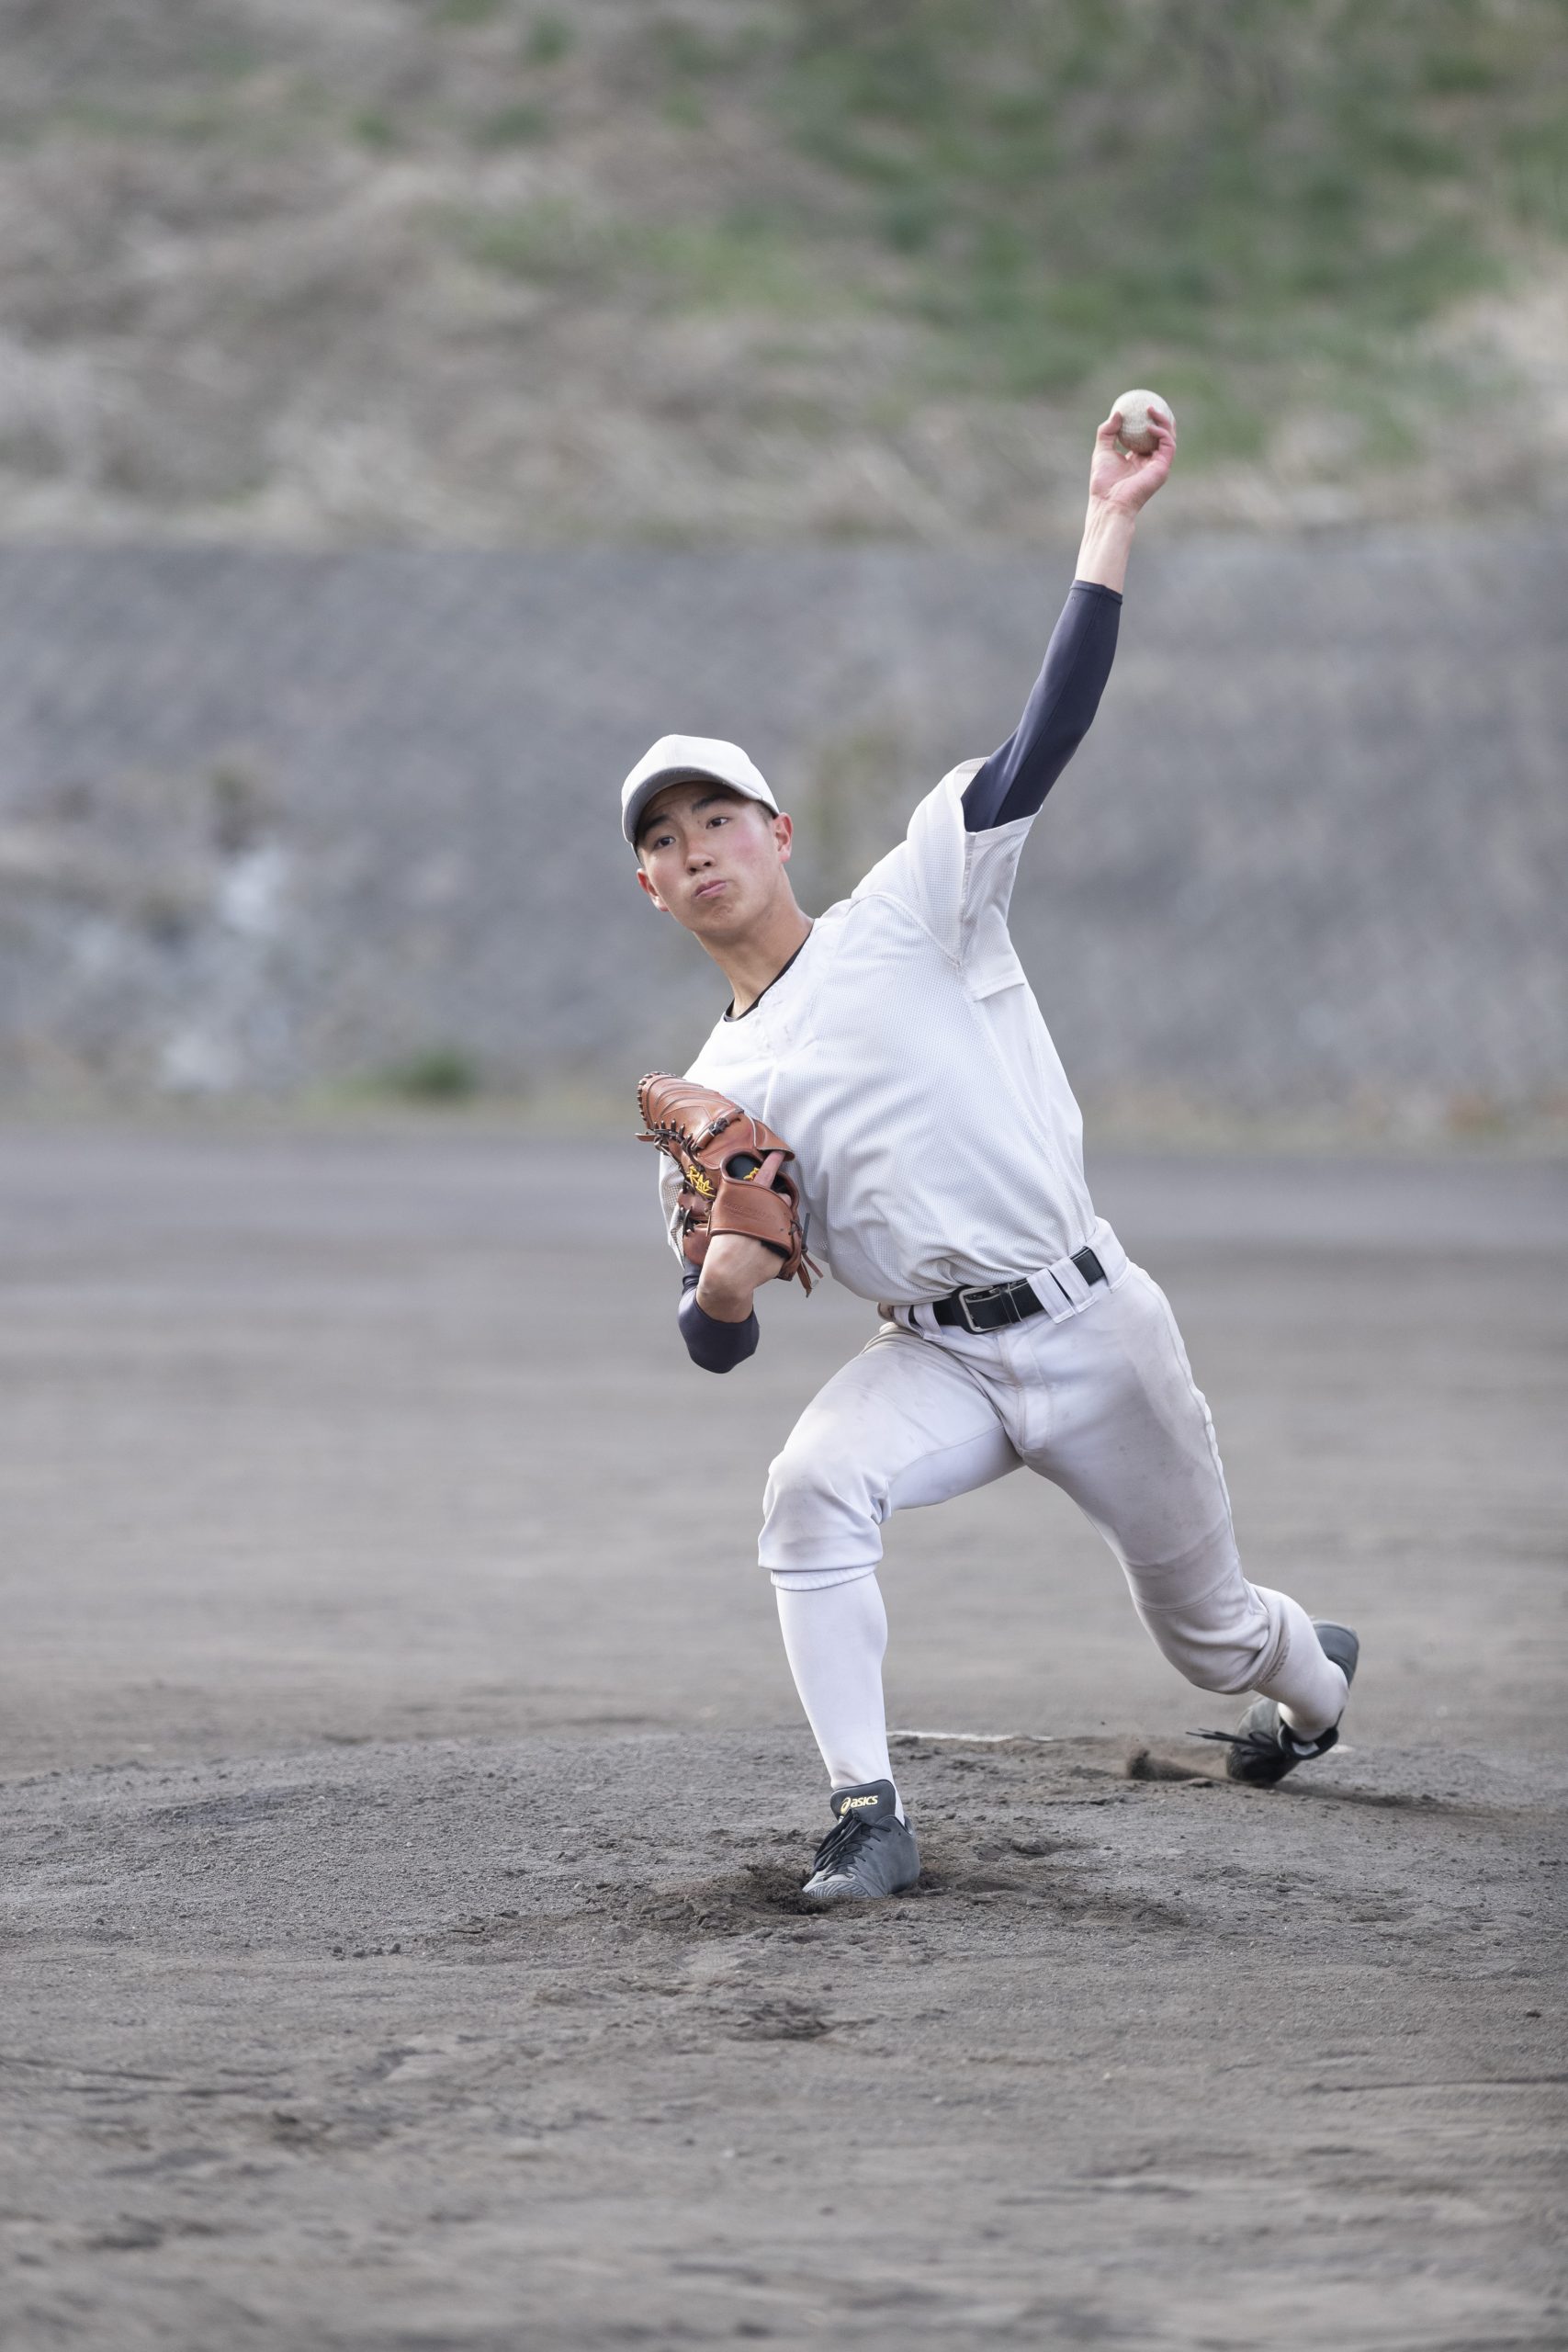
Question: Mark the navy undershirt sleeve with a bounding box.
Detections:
[961,579,1122,832]
[678,1261,759,1374]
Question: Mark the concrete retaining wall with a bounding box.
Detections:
[0,527,1562,1114]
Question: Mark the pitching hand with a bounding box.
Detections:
[1088,403,1176,514]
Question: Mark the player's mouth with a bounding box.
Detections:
[693,877,728,902]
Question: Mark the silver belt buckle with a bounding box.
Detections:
[954,1281,1014,1334]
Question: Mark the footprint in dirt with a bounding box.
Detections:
[624,1847,1189,1939]
[728,1996,834,2041]
[637,1862,822,1938]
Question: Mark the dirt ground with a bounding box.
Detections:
[2,1128,1565,2350]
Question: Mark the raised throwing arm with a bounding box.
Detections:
[963,401,1175,834]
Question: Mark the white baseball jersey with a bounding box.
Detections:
[659,760,1097,1305]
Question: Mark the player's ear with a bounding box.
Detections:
[771,810,794,864]
[636,865,670,913]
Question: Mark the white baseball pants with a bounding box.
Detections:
[761,1222,1348,1792]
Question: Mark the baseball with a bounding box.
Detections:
[1111,388,1173,456]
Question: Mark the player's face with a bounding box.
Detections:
[636,784,795,939]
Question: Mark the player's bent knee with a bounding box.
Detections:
[763,1436,880,1519]
[759,1436,886,1574]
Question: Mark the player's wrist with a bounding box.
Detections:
[694,1272,759,1322]
[1076,500,1136,594]
[1081,494,1137,535]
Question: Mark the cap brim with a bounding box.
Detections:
[626,768,774,845]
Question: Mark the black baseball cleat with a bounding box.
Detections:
[801,1780,920,1903]
[1192,1621,1360,1787]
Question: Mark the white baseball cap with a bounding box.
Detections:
[621,732,778,847]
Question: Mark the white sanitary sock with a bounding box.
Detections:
[773,1568,900,1812]
[1273,1611,1349,1739]
[1280,1665,1348,1744]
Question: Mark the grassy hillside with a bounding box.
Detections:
[1,0,1564,542]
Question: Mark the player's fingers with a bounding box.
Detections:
[1095,410,1124,449]
[1127,421,1175,483]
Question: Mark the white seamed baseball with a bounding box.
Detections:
[1111,389,1173,456]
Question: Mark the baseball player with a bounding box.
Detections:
[623,405,1359,1902]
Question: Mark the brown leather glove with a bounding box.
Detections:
[637,1074,819,1295]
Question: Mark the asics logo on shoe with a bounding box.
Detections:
[836,1791,881,1811]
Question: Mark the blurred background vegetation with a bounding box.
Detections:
[2,0,1565,542]
[0,3,1563,1133]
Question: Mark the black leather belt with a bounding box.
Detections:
[931,1247,1106,1335]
